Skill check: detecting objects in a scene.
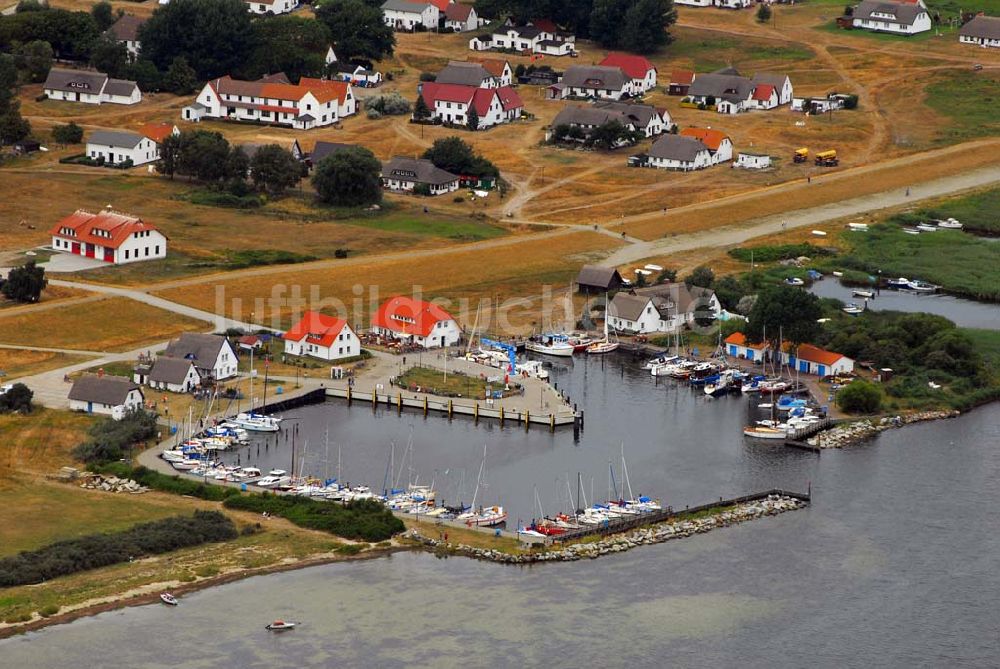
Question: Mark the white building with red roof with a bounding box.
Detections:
[283,310,360,361]
[598,52,658,95]
[49,207,167,264]
[182,73,355,130]
[418,82,523,129]
[371,296,461,348]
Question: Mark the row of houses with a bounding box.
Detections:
[545,54,659,100]
[631,128,734,171]
[725,332,855,377]
[683,67,793,115]
[469,20,577,55]
[550,101,671,140]
[382,0,483,32]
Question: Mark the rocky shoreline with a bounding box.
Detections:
[809,410,960,448]
[407,495,807,564]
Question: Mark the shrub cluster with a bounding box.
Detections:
[0,511,237,587]
[224,494,404,542]
[728,243,834,263]
[73,410,158,466]
[98,463,241,502]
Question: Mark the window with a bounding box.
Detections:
[155,245,160,254]
[125,250,129,259]
[145,247,149,257]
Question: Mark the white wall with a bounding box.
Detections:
[648,150,712,171]
[87,137,158,167]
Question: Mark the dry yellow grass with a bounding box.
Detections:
[154,230,619,328]
[0,348,94,381]
[0,298,206,352]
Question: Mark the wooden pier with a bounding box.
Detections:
[324,386,582,432]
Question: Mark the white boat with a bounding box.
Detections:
[811,230,827,237]
[902,227,921,235]
[907,280,937,293]
[784,277,805,286]
[232,412,281,432]
[171,459,201,471]
[587,295,620,354]
[842,303,864,315]
[518,360,550,380]
[847,223,869,232]
[937,218,962,229]
[886,277,911,289]
[832,271,844,277]
[160,593,178,606]
[743,425,791,440]
[642,354,678,370]
[457,505,508,527]
[851,289,874,298]
[265,620,296,631]
[916,224,938,233]
[525,338,574,357]
[256,474,291,488]
[161,449,188,462]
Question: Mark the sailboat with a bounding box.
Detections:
[525,333,575,357]
[587,295,620,355]
[456,444,507,527]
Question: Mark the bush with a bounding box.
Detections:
[38,605,59,618]
[73,410,158,466]
[419,71,436,82]
[98,463,242,502]
[728,243,833,263]
[0,383,33,414]
[0,511,237,587]
[223,494,404,542]
[364,91,411,117]
[188,189,263,209]
[837,380,883,414]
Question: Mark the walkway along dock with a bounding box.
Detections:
[324,386,583,434]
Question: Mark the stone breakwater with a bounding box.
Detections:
[407,495,807,564]
[78,475,148,494]
[809,410,960,448]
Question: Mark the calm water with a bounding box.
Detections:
[215,354,817,524]
[810,278,1000,329]
[4,404,1000,668]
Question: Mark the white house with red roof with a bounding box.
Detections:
[283,310,360,361]
[419,82,523,129]
[598,53,657,95]
[371,296,461,348]
[444,2,478,31]
[50,207,167,264]
[182,73,355,129]
[784,343,854,376]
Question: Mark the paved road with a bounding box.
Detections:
[603,163,1000,266]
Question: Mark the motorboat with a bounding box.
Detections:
[171,459,201,471]
[784,277,805,286]
[643,354,679,371]
[160,593,178,606]
[457,505,508,527]
[851,289,874,298]
[916,223,938,233]
[907,280,937,293]
[937,218,962,229]
[886,277,911,289]
[525,336,574,357]
[265,620,296,631]
[256,473,291,488]
[842,303,865,315]
[847,223,869,232]
[232,412,281,432]
[901,227,921,235]
[743,425,791,440]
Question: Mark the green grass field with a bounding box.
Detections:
[924,72,1000,144]
[816,20,956,42]
[897,187,1000,235]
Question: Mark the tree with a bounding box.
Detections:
[175,130,231,182]
[125,58,161,92]
[465,104,479,131]
[589,0,629,48]
[89,36,129,79]
[412,93,431,121]
[0,9,101,61]
[837,380,882,414]
[684,265,715,288]
[225,145,250,181]
[422,136,498,178]
[91,1,116,31]
[0,383,33,414]
[1,261,46,303]
[618,0,676,54]
[15,0,45,12]
[249,144,302,195]
[163,56,197,95]
[158,133,180,177]
[52,121,83,144]
[756,3,771,22]
[0,101,30,145]
[14,39,53,82]
[246,15,331,81]
[311,146,382,207]
[138,0,255,80]
[315,0,394,63]
[745,285,822,345]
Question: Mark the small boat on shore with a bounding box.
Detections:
[265,620,296,631]
[160,593,178,606]
[916,223,938,233]
[851,289,874,298]
[784,277,805,286]
[937,218,962,229]
[842,303,864,315]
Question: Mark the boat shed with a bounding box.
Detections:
[575,265,624,294]
[724,332,767,361]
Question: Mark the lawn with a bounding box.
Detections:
[924,72,1000,145]
[396,365,511,399]
[0,408,94,485]
[0,349,94,381]
[0,298,206,352]
[667,31,816,71]
[815,20,956,42]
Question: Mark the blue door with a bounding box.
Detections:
[728,345,737,355]
[87,401,93,413]
[747,350,754,361]
[799,360,808,373]
[818,365,826,377]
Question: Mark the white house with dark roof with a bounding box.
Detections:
[134,356,200,393]
[43,68,141,105]
[106,15,145,58]
[607,285,721,334]
[472,24,576,55]
[686,67,793,114]
[548,65,631,100]
[642,135,714,171]
[381,157,460,195]
[69,374,144,419]
[162,333,238,381]
[246,0,297,14]
[382,0,440,30]
[550,102,669,142]
[435,61,500,88]
[86,130,159,167]
[852,0,931,34]
[959,15,1000,47]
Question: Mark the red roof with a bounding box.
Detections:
[530,18,558,32]
[473,58,509,77]
[680,128,729,151]
[752,84,775,102]
[412,0,449,10]
[372,296,455,338]
[139,122,176,143]
[444,2,472,20]
[670,70,695,85]
[599,52,656,80]
[283,310,349,348]
[50,209,162,250]
[795,344,847,366]
[210,75,349,106]
[494,85,523,111]
[724,332,765,349]
[421,83,522,116]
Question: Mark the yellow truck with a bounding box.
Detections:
[793,147,809,163]
[815,149,838,167]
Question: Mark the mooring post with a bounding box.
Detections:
[423,396,428,416]
[371,389,377,406]
[525,410,530,430]
[474,402,479,423]
[397,392,402,414]
[347,386,352,405]
[550,413,555,432]
[500,406,505,426]
[448,399,453,419]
